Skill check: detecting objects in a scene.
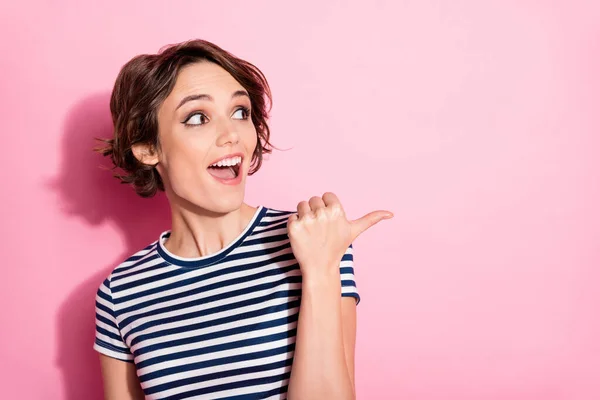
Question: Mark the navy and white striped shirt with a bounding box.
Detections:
[94,206,360,399]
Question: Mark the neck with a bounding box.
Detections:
[164,198,258,259]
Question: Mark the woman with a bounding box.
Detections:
[94,39,392,400]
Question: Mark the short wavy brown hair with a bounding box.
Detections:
[97,39,273,198]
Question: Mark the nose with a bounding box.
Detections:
[215,119,240,147]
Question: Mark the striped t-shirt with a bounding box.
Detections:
[93,206,360,399]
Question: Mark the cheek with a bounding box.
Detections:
[242,125,259,151]
[160,134,210,183]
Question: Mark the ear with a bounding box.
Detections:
[132,143,160,166]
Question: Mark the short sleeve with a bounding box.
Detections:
[340,244,360,304]
[93,278,134,362]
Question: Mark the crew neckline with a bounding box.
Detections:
[156,205,267,268]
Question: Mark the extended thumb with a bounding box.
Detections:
[350,210,393,240]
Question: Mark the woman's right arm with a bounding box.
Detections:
[99,354,145,400]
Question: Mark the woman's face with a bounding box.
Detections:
[151,61,258,214]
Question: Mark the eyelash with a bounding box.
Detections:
[183,106,251,127]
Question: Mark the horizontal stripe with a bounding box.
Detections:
[139,344,296,382]
[134,302,300,357]
[164,371,292,400]
[146,358,293,395]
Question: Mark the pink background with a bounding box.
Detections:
[1,1,599,399]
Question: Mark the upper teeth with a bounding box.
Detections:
[210,156,242,167]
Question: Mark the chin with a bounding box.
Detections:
[208,194,245,215]
[166,172,248,215]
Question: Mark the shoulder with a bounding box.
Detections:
[255,207,295,230]
[260,206,295,221]
[262,206,295,217]
[98,239,161,292]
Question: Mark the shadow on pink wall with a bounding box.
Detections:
[53,93,170,399]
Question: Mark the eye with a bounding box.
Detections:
[232,106,250,120]
[183,112,209,126]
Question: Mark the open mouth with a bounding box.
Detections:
[207,155,242,181]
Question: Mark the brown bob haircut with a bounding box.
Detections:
[98,39,273,198]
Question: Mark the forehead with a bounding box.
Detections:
[169,61,243,100]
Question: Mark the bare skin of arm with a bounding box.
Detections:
[287,279,358,400]
[99,354,145,400]
[341,296,358,391]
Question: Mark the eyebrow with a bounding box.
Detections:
[175,90,250,110]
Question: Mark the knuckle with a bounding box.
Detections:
[331,203,343,213]
[288,218,302,230]
[287,224,296,235]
